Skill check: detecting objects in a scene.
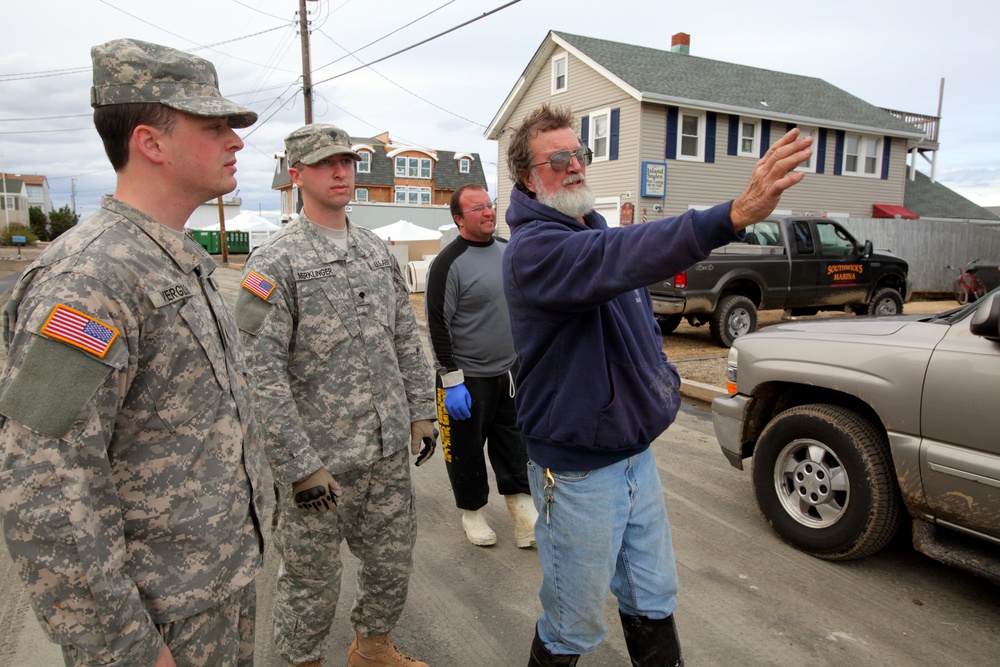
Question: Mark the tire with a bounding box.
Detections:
[750,404,902,560]
[710,295,757,347]
[954,278,971,305]
[655,314,682,335]
[866,287,903,316]
[972,277,987,302]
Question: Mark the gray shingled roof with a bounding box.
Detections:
[904,170,1000,221]
[553,31,921,136]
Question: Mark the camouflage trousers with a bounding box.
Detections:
[272,447,416,664]
[61,582,256,667]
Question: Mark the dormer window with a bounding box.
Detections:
[357,151,371,174]
[459,158,470,173]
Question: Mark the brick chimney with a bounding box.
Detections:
[671,32,690,55]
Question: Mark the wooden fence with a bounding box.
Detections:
[836,217,1000,296]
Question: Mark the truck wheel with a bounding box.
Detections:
[867,288,903,316]
[710,295,757,347]
[750,404,902,561]
[655,315,682,335]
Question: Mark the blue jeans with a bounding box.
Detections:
[527,448,678,656]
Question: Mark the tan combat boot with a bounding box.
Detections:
[505,493,538,548]
[348,633,429,667]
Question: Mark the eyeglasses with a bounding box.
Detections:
[531,147,593,172]
[460,203,495,216]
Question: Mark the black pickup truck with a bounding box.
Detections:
[649,216,910,346]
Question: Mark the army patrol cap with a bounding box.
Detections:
[285,124,361,166]
[90,38,258,129]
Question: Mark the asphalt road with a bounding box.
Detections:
[1,265,998,666]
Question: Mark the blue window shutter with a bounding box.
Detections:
[580,116,589,146]
[816,128,827,174]
[881,136,891,180]
[834,130,845,176]
[759,120,771,158]
[665,106,678,160]
[609,108,620,161]
[727,115,738,156]
[705,112,716,163]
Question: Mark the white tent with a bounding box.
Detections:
[370,220,441,241]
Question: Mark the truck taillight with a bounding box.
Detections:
[674,271,687,290]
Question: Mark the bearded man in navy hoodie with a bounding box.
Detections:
[502,104,812,667]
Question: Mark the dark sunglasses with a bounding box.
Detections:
[531,147,593,172]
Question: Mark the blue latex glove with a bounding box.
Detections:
[444,383,473,420]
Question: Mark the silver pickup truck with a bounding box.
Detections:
[712,289,1000,582]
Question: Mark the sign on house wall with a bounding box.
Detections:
[642,161,666,198]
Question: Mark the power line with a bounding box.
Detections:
[0,114,91,123]
[311,0,457,74]
[311,0,523,87]
[315,28,485,129]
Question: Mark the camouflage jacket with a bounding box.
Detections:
[235,215,434,484]
[0,197,265,665]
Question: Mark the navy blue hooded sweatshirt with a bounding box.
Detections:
[502,186,741,471]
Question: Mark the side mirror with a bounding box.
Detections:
[861,240,873,259]
[969,292,1000,341]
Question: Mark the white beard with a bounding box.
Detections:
[531,171,596,219]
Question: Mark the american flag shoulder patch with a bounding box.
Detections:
[242,271,276,300]
[40,304,120,359]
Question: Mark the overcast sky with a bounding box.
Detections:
[2,0,998,222]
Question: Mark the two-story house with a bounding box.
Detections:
[272,131,488,223]
[486,31,930,235]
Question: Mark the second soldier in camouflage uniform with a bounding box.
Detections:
[0,39,265,667]
[235,124,435,667]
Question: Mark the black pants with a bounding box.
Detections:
[436,370,530,510]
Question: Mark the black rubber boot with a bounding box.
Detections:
[527,627,580,666]
[619,611,684,667]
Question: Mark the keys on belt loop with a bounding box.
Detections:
[544,468,555,524]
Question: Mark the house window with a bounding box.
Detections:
[678,110,705,160]
[357,151,371,174]
[395,156,432,179]
[354,188,369,202]
[795,127,817,172]
[395,186,431,205]
[459,158,470,174]
[843,134,881,176]
[588,109,610,161]
[3,195,16,210]
[738,118,759,157]
[552,54,567,93]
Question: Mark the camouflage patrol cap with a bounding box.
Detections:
[285,124,361,166]
[90,38,258,129]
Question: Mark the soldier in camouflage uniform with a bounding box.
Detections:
[235,123,435,667]
[0,39,265,667]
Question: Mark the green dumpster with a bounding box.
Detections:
[191,230,220,254]
[225,231,249,254]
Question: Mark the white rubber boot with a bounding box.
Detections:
[505,493,538,548]
[462,508,497,546]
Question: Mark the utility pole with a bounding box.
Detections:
[298,0,317,124]
[71,178,77,215]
